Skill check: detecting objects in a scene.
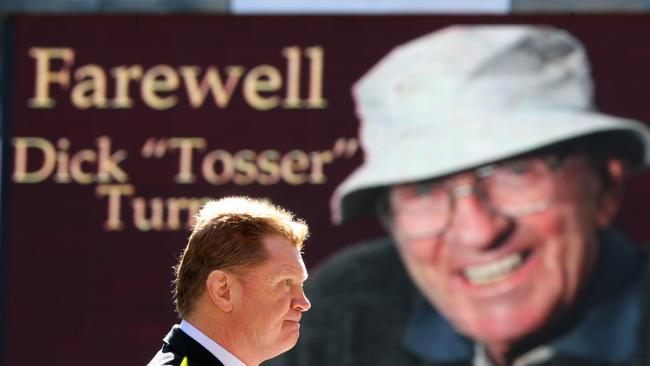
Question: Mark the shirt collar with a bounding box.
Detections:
[180,320,247,366]
[402,229,644,364]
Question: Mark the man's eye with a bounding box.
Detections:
[500,160,537,175]
[282,279,293,286]
[504,162,531,174]
[411,182,428,195]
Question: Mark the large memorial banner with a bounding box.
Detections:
[3,15,650,365]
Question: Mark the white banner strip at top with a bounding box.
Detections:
[231,0,511,14]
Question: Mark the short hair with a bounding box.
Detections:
[173,196,309,318]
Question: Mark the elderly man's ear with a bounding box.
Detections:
[596,158,628,228]
[206,270,240,312]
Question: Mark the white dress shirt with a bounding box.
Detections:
[180,319,247,366]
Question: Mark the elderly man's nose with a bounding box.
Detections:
[446,193,510,249]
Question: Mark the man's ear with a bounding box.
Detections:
[595,158,628,228]
[206,270,236,312]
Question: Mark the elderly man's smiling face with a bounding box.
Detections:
[389,153,625,358]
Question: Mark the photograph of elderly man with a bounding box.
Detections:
[268,25,650,366]
[148,196,311,366]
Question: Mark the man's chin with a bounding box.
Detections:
[281,326,301,345]
[271,335,301,359]
[459,309,554,350]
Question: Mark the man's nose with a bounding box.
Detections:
[445,188,511,250]
[292,287,311,312]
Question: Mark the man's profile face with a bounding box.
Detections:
[231,234,311,360]
[390,154,618,351]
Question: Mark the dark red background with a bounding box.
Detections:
[4,15,650,366]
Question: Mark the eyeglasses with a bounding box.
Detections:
[384,155,569,242]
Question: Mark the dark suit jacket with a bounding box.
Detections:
[148,325,225,366]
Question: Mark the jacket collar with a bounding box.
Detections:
[164,325,225,366]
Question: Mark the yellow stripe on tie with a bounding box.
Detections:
[180,356,189,366]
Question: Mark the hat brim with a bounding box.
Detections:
[331,109,650,224]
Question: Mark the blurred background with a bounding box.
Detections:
[1,1,650,365]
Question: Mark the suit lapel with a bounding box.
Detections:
[164,325,226,366]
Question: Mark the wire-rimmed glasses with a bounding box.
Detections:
[384,155,566,242]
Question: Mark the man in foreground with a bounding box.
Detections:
[270,25,650,365]
[148,196,311,366]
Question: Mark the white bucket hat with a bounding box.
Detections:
[332,25,650,224]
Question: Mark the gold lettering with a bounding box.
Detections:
[243,65,282,110]
[27,46,325,110]
[202,149,234,185]
[182,198,209,230]
[69,149,96,184]
[165,197,209,230]
[110,65,143,108]
[96,184,134,231]
[12,137,56,183]
[257,150,281,185]
[179,66,245,108]
[96,136,128,183]
[141,65,180,110]
[54,138,71,183]
[28,47,75,108]
[71,64,109,109]
[282,46,301,108]
[233,149,258,185]
[309,150,334,184]
[168,138,206,184]
[305,46,327,108]
[166,198,188,230]
[132,197,164,231]
[281,150,310,185]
